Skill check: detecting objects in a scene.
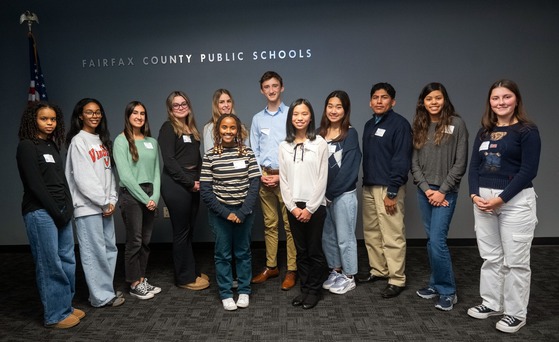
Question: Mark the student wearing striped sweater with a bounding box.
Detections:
[200,114,261,311]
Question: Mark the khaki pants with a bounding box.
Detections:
[259,184,297,271]
[362,185,406,286]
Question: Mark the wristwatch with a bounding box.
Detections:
[387,192,398,200]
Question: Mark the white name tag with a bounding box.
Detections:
[375,128,386,137]
[328,144,337,153]
[444,125,455,134]
[233,160,246,169]
[43,154,55,163]
[144,142,154,149]
[479,141,490,151]
[261,128,270,135]
[182,135,192,143]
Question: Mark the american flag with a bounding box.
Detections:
[28,33,48,102]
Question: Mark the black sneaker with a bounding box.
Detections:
[143,278,161,295]
[467,304,503,319]
[130,281,155,300]
[496,315,526,333]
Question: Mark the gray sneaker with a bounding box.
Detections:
[322,271,341,290]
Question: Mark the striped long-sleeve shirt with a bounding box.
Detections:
[200,147,261,221]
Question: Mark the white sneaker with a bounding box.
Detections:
[322,270,342,290]
[222,298,237,311]
[329,274,356,295]
[236,294,249,308]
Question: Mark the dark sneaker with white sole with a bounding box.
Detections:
[435,294,457,311]
[496,315,526,333]
[467,304,503,319]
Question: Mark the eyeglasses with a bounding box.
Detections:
[83,110,103,117]
[172,102,189,110]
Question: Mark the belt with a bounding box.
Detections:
[262,166,279,175]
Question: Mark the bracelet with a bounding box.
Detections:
[471,195,478,203]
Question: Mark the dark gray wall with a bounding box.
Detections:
[2,0,558,245]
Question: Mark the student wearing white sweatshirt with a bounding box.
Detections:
[65,98,124,307]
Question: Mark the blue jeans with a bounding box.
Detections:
[23,209,76,325]
[417,187,457,295]
[75,214,118,307]
[209,205,254,299]
[322,190,358,275]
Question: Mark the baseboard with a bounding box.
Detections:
[2,237,557,253]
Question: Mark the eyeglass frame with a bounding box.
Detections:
[82,110,103,117]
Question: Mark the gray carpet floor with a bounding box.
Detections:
[2,243,558,341]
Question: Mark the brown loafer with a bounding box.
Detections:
[281,271,297,291]
[251,267,279,284]
[178,277,210,290]
[48,314,80,329]
[72,308,86,319]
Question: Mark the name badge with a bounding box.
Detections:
[444,125,455,134]
[261,128,270,135]
[182,135,192,143]
[43,154,55,163]
[144,142,154,149]
[479,141,490,151]
[375,128,386,137]
[328,144,337,154]
[233,160,246,169]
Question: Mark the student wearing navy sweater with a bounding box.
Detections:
[318,91,361,295]
[467,80,540,334]
[359,83,412,299]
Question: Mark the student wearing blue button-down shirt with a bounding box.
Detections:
[249,71,297,290]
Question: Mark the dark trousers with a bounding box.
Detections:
[161,172,200,285]
[288,203,328,295]
[120,184,155,283]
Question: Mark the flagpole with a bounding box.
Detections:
[20,10,39,33]
[21,11,48,103]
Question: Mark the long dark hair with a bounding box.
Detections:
[211,114,249,156]
[412,83,458,149]
[285,98,317,143]
[318,90,351,141]
[165,90,201,140]
[66,98,112,156]
[18,101,65,147]
[123,101,151,162]
[480,79,534,139]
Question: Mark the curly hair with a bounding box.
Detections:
[211,114,249,157]
[123,101,151,162]
[66,98,112,156]
[412,82,458,149]
[18,101,65,148]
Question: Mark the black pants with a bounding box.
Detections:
[120,184,155,283]
[288,203,328,295]
[161,172,200,285]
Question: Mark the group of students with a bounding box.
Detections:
[16,70,540,334]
